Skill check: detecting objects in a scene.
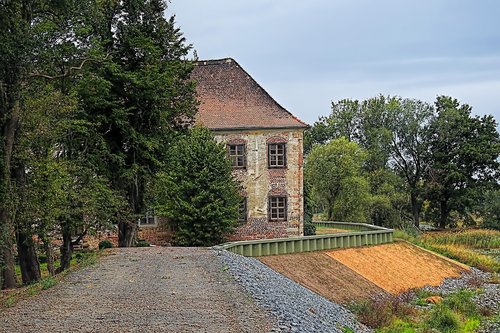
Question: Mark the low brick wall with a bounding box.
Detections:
[218,222,394,257]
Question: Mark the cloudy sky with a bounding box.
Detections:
[168,0,500,127]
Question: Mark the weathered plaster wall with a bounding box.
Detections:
[215,128,305,240]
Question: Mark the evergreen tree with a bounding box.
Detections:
[153,127,241,246]
[79,0,198,246]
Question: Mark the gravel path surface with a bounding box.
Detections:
[215,249,372,333]
[0,248,275,333]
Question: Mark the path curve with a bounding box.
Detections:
[0,247,274,333]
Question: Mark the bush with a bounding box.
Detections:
[424,303,461,333]
[349,294,415,329]
[303,221,316,236]
[136,240,150,247]
[443,289,478,317]
[153,127,241,246]
[98,239,113,250]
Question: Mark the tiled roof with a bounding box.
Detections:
[191,58,308,130]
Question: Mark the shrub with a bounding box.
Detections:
[349,294,416,329]
[153,127,241,246]
[136,240,150,247]
[303,221,316,236]
[98,239,113,250]
[40,277,56,290]
[443,289,478,317]
[424,304,461,333]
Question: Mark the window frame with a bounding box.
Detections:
[227,143,246,169]
[138,209,157,227]
[268,196,287,222]
[267,142,287,169]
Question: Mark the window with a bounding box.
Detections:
[268,143,286,168]
[238,197,247,224]
[139,210,156,226]
[228,144,246,169]
[268,196,287,221]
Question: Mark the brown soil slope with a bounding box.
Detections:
[259,252,386,304]
[326,242,469,294]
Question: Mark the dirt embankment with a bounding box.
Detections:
[260,242,469,304]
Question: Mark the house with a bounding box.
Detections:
[191,58,308,240]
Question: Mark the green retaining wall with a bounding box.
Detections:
[219,222,393,257]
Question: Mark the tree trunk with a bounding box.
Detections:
[118,184,140,247]
[0,99,20,289]
[58,226,72,273]
[42,238,55,276]
[15,164,41,284]
[118,221,136,247]
[0,232,17,289]
[410,190,421,228]
[16,230,41,284]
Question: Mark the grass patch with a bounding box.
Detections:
[352,289,493,333]
[1,251,100,311]
[395,228,500,273]
[422,229,500,249]
[315,226,355,235]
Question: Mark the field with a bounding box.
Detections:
[259,242,468,302]
[396,229,500,273]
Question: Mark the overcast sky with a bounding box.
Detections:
[168,0,500,127]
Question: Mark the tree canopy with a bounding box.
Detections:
[152,127,241,246]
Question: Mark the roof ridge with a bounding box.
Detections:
[192,57,309,130]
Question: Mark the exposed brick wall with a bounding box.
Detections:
[137,218,172,246]
[216,128,305,240]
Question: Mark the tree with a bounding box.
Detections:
[79,0,198,247]
[305,137,370,221]
[387,98,435,228]
[153,127,241,246]
[426,96,500,228]
[479,189,500,230]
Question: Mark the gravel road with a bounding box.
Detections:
[0,247,275,333]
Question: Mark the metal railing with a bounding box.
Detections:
[218,222,394,257]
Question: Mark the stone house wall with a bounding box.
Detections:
[215,128,305,240]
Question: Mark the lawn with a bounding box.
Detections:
[315,226,356,235]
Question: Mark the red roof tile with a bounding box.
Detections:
[191,58,308,130]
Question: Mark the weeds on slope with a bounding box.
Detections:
[350,288,492,333]
[394,229,500,273]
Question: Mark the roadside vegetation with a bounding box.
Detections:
[305,96,499,232]
[395,229,500,273]
[1,251,99,310]
[0,0,239,290]
[349,288,496,333]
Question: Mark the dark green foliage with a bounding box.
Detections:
[78,0,198,246]
[426,96,500,228]
[478,189,500,230]
[153,127,241,246]
[303,222,316,236]
[135,240,150,247]
[98,240,113,250]
[307,94,499,229]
